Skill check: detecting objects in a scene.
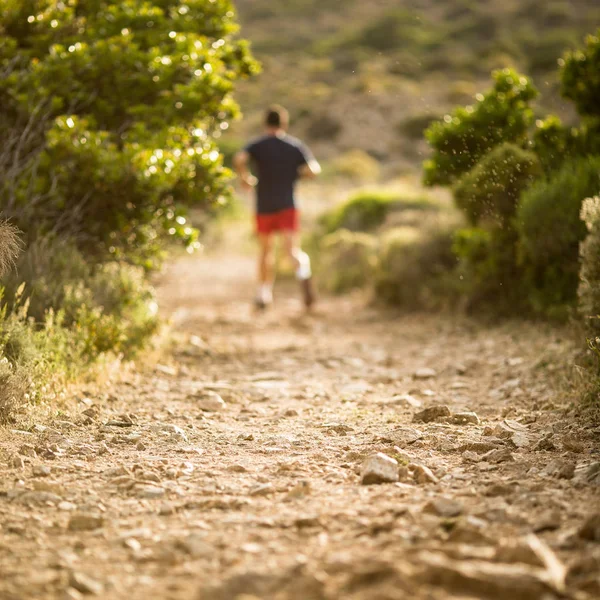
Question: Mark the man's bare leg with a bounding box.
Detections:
[282,231,315,309]
[256,233,275,308]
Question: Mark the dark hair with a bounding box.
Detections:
[265,105,289,128]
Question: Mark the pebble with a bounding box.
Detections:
[137,485,166,499]
[196,391,227,412]
[578,513,600,541]
[249,483,275,496]
[69,572,104,596]
[33,464,52,477]
[451,412,480,425]
[561,435,585,454]
[68,514,104,532]
[414,368,437,380]
[492,420,530,448]
[360,453,399,485]
[413,405,451,423]
[19,443,37,458]
[388,426,424,446]
[423,497,464,518]
[18,491,62,505]
[542,459,576,480]
[411,464,439,485]
[286,480,312,499]
[9,455,25,469]
[481,448,514,464]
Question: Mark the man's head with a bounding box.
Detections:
[265,105,289,131]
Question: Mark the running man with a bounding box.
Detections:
[234,105,321,310]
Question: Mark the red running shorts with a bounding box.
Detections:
[256,208,299,235]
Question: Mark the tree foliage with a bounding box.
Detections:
[423,68,538,186]
[561,29,600,120]
[0,0,259,265]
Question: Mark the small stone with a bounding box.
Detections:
[411,464,439,485]
[69,572,104,596]
[561,435,585,454]
[360,453,399,485]
[294,516,321,528]
[414,368,437,380]
[196,392,226,412]
[534,510,562,533]
[462,451,480,463]
[451,412,480,426]
[32,464,51,477]
[137,485,166,499]
[534,433,556,452]
[286,480,312,499]
[68,514,104,532]
[19,491,62,505]
[387,426,424,446]
[578,513,600,541]
[485,483,515,497]
[583,462,600,486]
[227,464,247,473]
[388,394,422,408]
[492,420,530,448]
[19,443,37,458]
[59,501,78,512]
[423,497,464,518]
[249,483,275,497]
[542,459,576,480]
[136,441,147,451]
[283,408,299,417]
[9,455,25,469]
[413,405,451,423]
[459,441,501,454]
[481,448,514,464]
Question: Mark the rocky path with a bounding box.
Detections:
[1,244,599,600]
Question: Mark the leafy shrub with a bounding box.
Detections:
[579,196,600,334]
[0,0,259,264]
[518,155,600,313]
[424,69,538,186]
[453,227,525,314]
[324,150,380,182]
[319,230,378,293]
[321,190,437,234]
[561,30,600,119]
[375,226,457,309]
[454,143,542,225]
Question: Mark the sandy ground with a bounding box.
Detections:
[1,224,599,600]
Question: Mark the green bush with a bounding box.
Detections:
[375,226,457,309]
[324,150,380,183]
[518,155,600,313]
[579,196,600,334]
[453,227,525,314]
[424,68,538,186]
[321,190,434,234]
[454,143,542,226]
[319,229,378,293]
[0,0,259,264]
[561,30,600,119]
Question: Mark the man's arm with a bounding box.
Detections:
[298,158,322,179]
[233,150,258,191]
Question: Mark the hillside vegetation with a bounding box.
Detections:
[231,0,599,171]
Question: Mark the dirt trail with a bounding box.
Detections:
[1,236,599,600]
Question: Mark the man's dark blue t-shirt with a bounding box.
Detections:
[244,134,314,215]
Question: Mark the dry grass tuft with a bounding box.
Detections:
[0,221,22,277]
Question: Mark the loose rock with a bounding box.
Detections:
[451,412,480,425]
[68,514,104,532]
[414,368,437,380]
[411,464,439,485]
[413,405,451,423]
[196,391,227,412]
[423,497,464,518]
[361,453,400,485]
